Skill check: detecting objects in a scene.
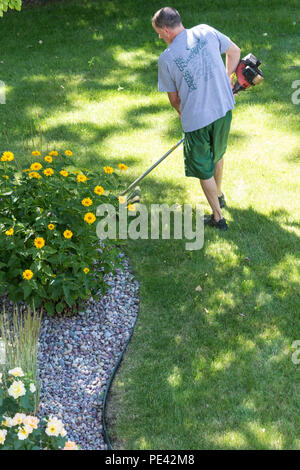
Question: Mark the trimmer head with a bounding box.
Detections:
[127,186,141,204]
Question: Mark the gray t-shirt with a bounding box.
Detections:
[158,24,235,132]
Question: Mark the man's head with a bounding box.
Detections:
[152,7,184,45]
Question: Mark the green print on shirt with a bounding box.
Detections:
[174,37,214,90]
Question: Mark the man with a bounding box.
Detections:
[152,7,241,230]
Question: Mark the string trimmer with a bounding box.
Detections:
[123,53,263,203]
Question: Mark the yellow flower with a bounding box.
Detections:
[49,150,58,156]
[77,174,87,182]
[34,237,45,249]
[28,171,41,179]
[31,150,41,156]
[63,441,78,450]
[9,367,24,377]
[5,228,14,236]
[48,224,55,230]
[0,429,7,445]
[128,204,136,212]
[22,169,30,173]
[2,175,9,179]
[1,151,14,162]
[44,155,53,163]
[84,212,96,224]
[94,185,104,196]
[83,268,90,274]
[118,163,128,171]
[30,162,42,171]
[65,150,73,156]
[63,230,73,239]
[104,166,114,174]
[60,170,68,177]
[44,168,54,176]
[118,196,126,204]
[8,380,26,399]
[23,270,34,280]
[81,197,93,207]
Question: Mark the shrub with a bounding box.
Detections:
[0,1,22,17]
[0,150,127,315]
[0,367,79,450]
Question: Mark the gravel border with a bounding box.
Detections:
[37,253,139,450]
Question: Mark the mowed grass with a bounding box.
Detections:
[1,0,300,450]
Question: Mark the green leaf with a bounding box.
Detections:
[23,283,32,299]
[43,246,57,255]
[20,393,30,412]
[56,301,65,313]
[63,284,73,306]
[44,301,54,315]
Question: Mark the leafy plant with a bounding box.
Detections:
[0,367,79,450]
[0,0,22,17]
[0,150,127,315]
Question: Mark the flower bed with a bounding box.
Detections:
[0,149,128,315]
[0,367,79,449]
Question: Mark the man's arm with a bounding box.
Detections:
[167,91,181,117]
[225,41,241,88]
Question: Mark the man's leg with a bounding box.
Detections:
[214,157,224,198]
[200,176,223,222]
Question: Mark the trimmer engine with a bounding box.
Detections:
[233,53,264,94]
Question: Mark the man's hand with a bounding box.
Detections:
[229,73,237,98]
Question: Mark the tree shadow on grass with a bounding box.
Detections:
[1,0,299,166]
[107,205,300,449]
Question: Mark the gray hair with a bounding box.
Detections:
[152,7,182,29]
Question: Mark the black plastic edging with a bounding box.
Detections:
[102,294,139,450]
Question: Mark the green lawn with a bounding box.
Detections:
[1,0,300,450]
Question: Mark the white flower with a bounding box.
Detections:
[63,441,78,450]
[12,413,26,426]
[0,429,7,445]
[8,380,26,399]
[17,426,30,440]
[46,416,66,437]
[8,367,24,377]
[29,383,36,393]
[2,416,14,428]
[0,372,2,384]
[23,415,39,429]
[24,424,34,435]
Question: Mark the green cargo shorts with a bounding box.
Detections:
[183,110,232,180]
